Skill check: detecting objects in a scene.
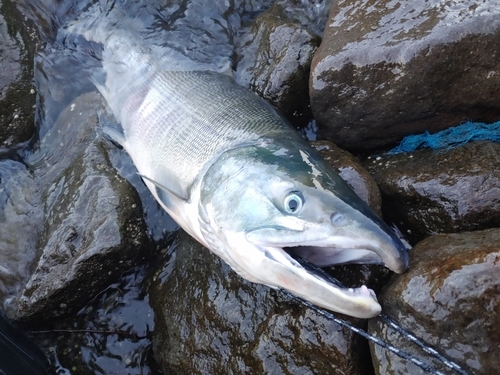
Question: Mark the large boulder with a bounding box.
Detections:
[369,229,500,375]
[363,141,500,244]
[310,0,500,150]
[7,92,149,322]
[150,231,374,375]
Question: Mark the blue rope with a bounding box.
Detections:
[388,120,500,155]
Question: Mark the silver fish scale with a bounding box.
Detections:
[120,69,297,197]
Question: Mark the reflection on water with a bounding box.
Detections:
[31,263,166,374]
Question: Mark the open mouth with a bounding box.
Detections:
[264,244,385,290]
[284,245,386,268]
[252,243,383,318]
[241,225,409,318]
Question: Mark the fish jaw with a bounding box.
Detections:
[215,231,382,318]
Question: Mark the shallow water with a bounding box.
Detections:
[29,262,167,374]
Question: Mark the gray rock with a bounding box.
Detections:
[8,92,149,322]
[150,231,373,375]
[363,141,500,244]
[369,229,500,375]
[0,160,40,304]
[310,0,500,150]
[235,3,320,127]
[0,0,38,151]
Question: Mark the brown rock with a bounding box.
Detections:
[368,229,500,375]
[151,231,374,375]
[310,0,500,151]
[311,140,382,216]
[363,141,500,244]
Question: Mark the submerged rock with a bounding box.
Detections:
[364,141,500,244]
[369,229,500,375]
[0,0,38,151]
[310,0,500,150]
[150,231,374,375]
[45,266,159,375]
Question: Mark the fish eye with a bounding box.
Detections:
[284,191,304,214]
[330,212,345,225]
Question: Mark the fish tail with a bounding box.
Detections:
[58,2,155,107]
[63,2,143,43]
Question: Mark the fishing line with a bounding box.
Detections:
[378,313,471,375]
[286,257,472,375]
[288,294,446,375]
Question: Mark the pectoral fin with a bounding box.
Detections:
[101,120,126,147]
[139,173,189,205]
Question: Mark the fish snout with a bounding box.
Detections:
[374,231,410,274]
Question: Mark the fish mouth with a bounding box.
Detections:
[246,229,410,274]
[284,245,392,268]
[251,243,383,318]
[242,229,409,318]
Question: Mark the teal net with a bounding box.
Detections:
[388,120,500,155]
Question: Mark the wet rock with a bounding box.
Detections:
[368,229,500,375]
[311,140,382,216]
[0,0,38,151]
[363,141,500,244]
[0,160,40,307]
[275,0,332,37]
[235,3,320,127]
[42,266,160,375]
[8,92,149,322]
[150,231,374,375]
[310,0,500,151]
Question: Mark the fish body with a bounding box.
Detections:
[66,16,409,318]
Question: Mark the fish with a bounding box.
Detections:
[64,11,409,319]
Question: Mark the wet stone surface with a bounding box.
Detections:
[310,0,500,151]
[7,92,149,322]
[235,3,320,128]
[311,140,382,216]
[363,141,500,244]
[0,0,38,151]
[0,159,40,303]
[369,229,500,375]
[150,231,374,375]
[29,265,162,375]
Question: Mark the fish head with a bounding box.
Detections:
[198,143,409,318]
